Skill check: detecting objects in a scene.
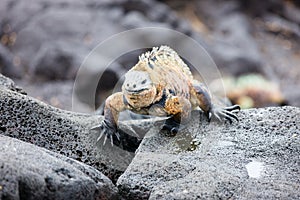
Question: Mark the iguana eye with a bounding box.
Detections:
[141,79,147,84]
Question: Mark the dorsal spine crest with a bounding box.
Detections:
[137,45,193,79]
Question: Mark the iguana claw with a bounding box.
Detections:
[91,120,120,146]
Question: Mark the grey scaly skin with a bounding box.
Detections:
[92,46,240,146]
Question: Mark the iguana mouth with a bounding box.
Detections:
[124,86,157,108]
[125,88,149,94]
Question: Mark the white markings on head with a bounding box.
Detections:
[122,71,153,93]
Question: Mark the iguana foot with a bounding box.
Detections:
[161,117,183,135]
[207,104,240,123]
[91,120,120,146]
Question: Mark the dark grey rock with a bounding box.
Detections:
[14,80,76,111]
[195,0,264,76]
[209,13,263,75]
[29,44,74,81]
[240,0,300,27]
[120,11,170,29]
[0,44,22,78]
[1,0,123,80]
[0,135,119,200]
[0,73,17,90]
[240,0,284,17]
[1,0,195,82]
[0,73,25,94]
[0,79,137,183]
[263,14,300,43]
[117,107,300,199]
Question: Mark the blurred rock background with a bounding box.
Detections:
[1,0,300,111]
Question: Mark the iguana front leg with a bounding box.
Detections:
[191,81,240,123]
[92,92,126,145]
[162,96,192,134]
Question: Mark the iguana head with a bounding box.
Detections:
[122,70,156,108]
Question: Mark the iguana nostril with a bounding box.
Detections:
[133,84,136,88]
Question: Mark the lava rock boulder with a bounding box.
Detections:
[0,135,119,200]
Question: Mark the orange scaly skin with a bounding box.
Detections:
[94,46,240,145]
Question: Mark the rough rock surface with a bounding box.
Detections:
[1,75,300,199]
[117,107,300,199]
[0,135,119,200]
[0,73,25,94]
[0,75,137,183]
